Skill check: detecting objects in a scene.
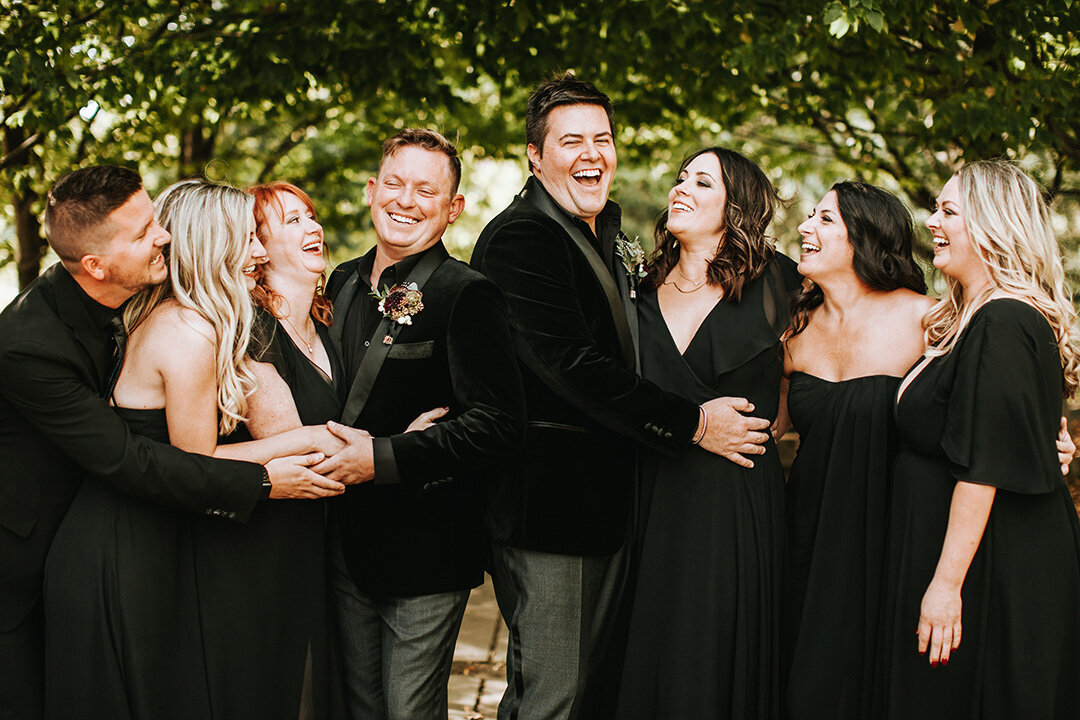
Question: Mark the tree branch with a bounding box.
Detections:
[257,111,330,183]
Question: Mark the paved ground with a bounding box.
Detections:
[448,577,508,720]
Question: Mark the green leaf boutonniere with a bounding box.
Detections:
[372,281,424,326]
[615,232,648,299]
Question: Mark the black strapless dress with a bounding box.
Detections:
[782,372,899,719]
[44,408,210,720]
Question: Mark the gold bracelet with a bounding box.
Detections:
[692,406,707,445]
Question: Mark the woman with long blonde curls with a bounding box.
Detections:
[193,181,346,720]
[880,160,1080,718]
[42,179,346,720]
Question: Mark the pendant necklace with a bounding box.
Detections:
[282,314,317,356]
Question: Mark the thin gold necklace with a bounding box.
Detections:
[664,265,707,293]
[281,314,316,356]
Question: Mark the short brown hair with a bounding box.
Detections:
[44,165,143,262]
[381,128,462,195]
[525,73,614,172]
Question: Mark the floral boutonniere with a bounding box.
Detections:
[615,232,648,299]
[372,281,424,342]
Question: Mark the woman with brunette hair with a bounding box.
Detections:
[780,182,933,719]
[880,160,1080,718]
[44,179,345,719]
[616,147,800,720]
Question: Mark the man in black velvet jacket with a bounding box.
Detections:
[0,166,338,719]
[470,75,773,719]
[320,129,524,720]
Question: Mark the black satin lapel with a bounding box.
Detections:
[329,271,361,359]
[338,247,448,427]
[520,183,636,369]
[611,238,641,370]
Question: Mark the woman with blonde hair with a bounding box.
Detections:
[194,180,347,720]
[880,160,1080,718]
[44,179,345,719]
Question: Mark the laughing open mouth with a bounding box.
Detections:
[572,169,602,186]
[388,212,419,225]
[801,241,820,254]
[672,201,692,213]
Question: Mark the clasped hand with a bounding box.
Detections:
[310,406,450,485]
[697,397,771,468]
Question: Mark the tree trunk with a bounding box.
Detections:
[179,121,217,180]
[3,126,45,289]
[13,187,44,290]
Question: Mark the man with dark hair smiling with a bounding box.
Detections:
[0,165,338,719]
[471,74,771,719]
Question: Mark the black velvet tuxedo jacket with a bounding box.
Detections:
[0,263,265,634]
[326,243,524,598]
[470,178,700,556]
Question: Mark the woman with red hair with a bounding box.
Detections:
[195,182,344,720]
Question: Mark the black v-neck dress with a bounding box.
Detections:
[878,299,1080,718]
[196,314,344,720]
[616,255,799,720]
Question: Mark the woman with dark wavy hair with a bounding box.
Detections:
[616,147,800,720]
[780,182,933,720]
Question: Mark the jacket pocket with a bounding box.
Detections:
[0,490,37,539]
[387,340,435,360]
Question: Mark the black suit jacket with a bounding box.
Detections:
[0,263,265,633]
[470,178,700,556]
[326,243,524,597]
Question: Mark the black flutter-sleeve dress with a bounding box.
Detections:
[879,299,1080,719]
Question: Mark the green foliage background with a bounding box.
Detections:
[4,0,1080,297]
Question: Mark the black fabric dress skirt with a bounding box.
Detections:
[616,256,799,720]
[195,317,344,720]
[782,372,899,719]
[879,299,1080,718]
[44,408,211,720]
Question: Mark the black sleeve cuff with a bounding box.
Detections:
[373,437,401,485]
[260,466,272,500]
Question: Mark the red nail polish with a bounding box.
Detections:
[930,660,938,667]
[941,658,948,666]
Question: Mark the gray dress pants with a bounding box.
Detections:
[491,544,626,720]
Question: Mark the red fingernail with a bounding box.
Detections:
[941,658,948,666]
[930,660,938,667]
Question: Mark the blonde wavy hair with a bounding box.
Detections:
[124,179,258,434]
[923,159,1079,397]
